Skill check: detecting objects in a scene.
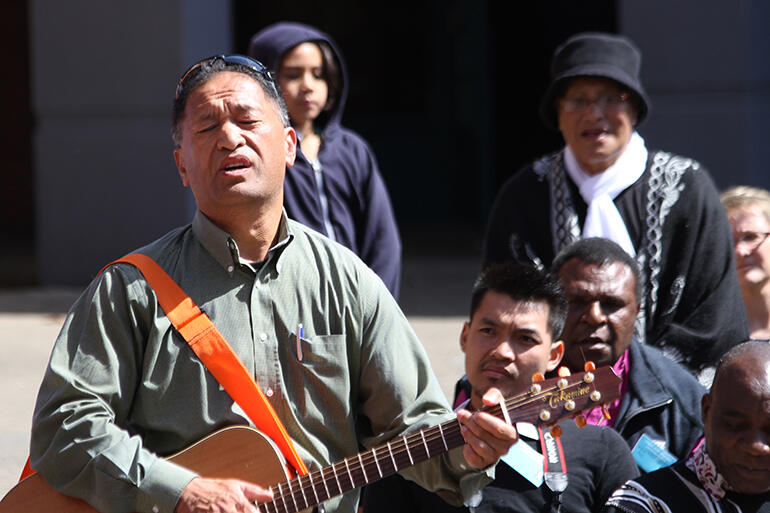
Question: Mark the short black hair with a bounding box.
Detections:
[551,237,642,303]
[470,262,568,340]
[171,57,290,147]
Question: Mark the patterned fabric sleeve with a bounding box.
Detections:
[602,479,673,513]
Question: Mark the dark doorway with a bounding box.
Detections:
[232,1,617,257]
[0,2,35,286]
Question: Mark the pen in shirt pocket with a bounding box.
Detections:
[296,323,304,362]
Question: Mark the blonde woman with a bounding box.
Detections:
[722,185,770,339]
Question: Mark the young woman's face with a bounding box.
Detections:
[276,42,329,128]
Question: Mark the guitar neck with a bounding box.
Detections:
[258,366,619,513]
[259,417,464,513]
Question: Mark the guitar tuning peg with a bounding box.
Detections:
[601,404,612,420]
[557,366,571,377]
[584,361,596,371]
[574,415,587,428]
[531,372,545,382]
[550,425,563,438]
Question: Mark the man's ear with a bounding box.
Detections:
[174,148,190,187]
[284,126,297,167]
[701,392,711,425]
[546,339,565,372]
[460,321,470,354]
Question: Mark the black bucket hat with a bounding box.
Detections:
[539,32,651,131]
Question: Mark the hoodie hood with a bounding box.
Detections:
[248,21,348,131]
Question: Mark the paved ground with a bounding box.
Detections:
[0,252,479,498]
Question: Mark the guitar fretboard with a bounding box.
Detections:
[259,417,465,513]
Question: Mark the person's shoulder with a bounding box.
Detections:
[494,151,561,202]
[648,149,703,169]
[73,224,193,310]
[285,217,397,312]
[633,341,706,392]
[563,420,628,445]
[286,218,377,277]
[602,467,679,513]
[132,224,191,260]
[288,218,358,256]
[324,124,374,156]
[513,151,562,183]
[100,224,191,278]
[646,149,716,188]
[319,124,382,180]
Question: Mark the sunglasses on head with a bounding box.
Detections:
[175,54,278,99]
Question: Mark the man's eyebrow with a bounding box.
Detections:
[228,102,260,115]
[193,103,259,121]
[515,327,543,341]
[567,289,623,301]
[478,316,501,326]
[193,109,217,121]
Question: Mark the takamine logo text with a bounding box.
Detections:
[543,384,590,409]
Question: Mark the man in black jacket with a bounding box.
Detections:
[603,340,770,512]
[552,237,705,471]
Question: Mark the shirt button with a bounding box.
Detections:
[227,265,234,273]
[260,332,268,342]
[266,387,274,397]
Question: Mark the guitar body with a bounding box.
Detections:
[0,426,294,513]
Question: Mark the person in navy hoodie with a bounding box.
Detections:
[249,21,402,298]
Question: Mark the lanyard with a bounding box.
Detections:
[538,426,568,509]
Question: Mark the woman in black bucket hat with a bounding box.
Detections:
[538,32,650,130]
[482,32,747,386]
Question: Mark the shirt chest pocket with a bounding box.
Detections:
[284,334,356,432]
[293,334,350,378]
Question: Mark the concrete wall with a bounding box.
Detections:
[620,0,770,191]
[31,0,232,285]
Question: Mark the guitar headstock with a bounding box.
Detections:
[486,363,621,436]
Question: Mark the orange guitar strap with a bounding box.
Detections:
[20,252,308,482]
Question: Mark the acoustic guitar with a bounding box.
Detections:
[0,366,620,513]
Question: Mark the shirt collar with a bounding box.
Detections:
[191,209,294,275]
[686,437,732,500]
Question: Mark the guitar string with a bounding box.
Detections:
[265,375,606,512]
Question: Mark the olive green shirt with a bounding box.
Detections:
[31,211,490,513]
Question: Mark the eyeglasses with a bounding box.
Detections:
[733,230,770,252]
[560,92,630,113]
[175,54,278,99]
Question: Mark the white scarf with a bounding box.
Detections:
[564,131,648,256]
